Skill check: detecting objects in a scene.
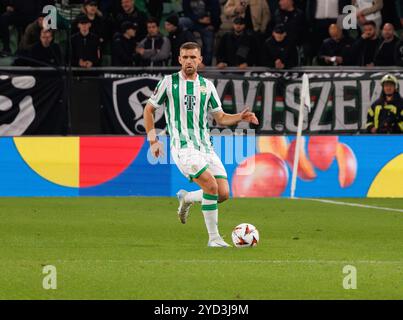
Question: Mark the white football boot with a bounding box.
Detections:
[177,189,193,224]
[207,236,232,248]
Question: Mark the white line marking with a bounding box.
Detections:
[133,260,403,265]
[302,198,403,213]
[11,259,401,265]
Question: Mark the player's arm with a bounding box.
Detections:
[144,102,164,158]
[213,107,259,126]
[144,77,168,158]
[208,81,259,126]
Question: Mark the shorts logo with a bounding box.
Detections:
[185,95,196,112]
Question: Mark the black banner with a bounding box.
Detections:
[0,73,67,135]
[100,70,403,135]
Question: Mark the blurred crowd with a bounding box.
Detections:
[0,0,402,68]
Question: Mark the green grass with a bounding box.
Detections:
[0,197,402,300]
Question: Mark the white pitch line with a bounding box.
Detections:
[302,198,403,214]
[26,259,403,265]
[132,260,403,265]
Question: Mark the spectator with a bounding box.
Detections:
[71,15,101,67]
[272,0,305,47]
[19,13,47,52]
[136,17,170,67]
[374,23,399,66]
[351,20,380,66]
[72,1,107,43]
[219,0,234,36]
[366,74,403,134]
[180,0,221,66]
[353,0,383,31]
[28,29,62,66]
[307,0,350,58]
[395,32,403,66]
[115,0,148,43]
[111,21,137,66]
[216,17,258,68]
[261,23,298,68]
[0,0,45,53]
[164,14,196,66]
[317,23,353,66]
[223,0,271,35]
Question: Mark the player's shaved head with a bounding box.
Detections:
[180,42,202,53]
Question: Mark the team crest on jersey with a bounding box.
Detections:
[184,95,196,111]
[200,85,207,95]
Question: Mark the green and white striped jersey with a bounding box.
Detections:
[148,72,223,153]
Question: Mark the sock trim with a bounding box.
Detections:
[203,193,218,200]
[202,204,218,211]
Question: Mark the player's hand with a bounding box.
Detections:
[240,107,259,125]
[150,141,164,158]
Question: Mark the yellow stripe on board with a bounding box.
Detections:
[13,137,80,188]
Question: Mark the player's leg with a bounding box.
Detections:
[208,151,229,203]
[193,169,230,247]
[181,176,228,203]
[216,178,230,203]
[172,147,205,224]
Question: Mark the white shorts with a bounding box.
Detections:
[171,146,227,181]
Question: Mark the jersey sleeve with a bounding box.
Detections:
[207,80,223,113]
[148,76,168,109]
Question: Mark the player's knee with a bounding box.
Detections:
[205,180,218,195]
[218,191,229,203]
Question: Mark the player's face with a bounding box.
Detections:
[383,82,396,95]
[179,48,202,75]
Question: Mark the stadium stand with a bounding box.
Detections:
[0,0,402,67]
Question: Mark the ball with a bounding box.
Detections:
[231,223,260,248]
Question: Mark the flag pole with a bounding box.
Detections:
[290,73,310,199]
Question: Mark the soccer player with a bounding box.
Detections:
[144,42,259,247]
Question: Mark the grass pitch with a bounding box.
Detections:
[0,197,402,300]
